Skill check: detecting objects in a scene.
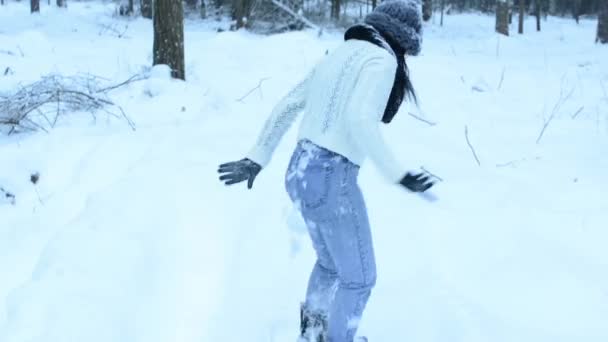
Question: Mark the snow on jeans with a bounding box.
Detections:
[285,139,377,342]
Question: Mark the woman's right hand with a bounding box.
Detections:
[218,158,262,189]
[399,170,435,193]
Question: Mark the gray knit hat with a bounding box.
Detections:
[364,0,423,56]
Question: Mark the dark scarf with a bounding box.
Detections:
[344,24,417,124]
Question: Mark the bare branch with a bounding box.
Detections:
[465,125,481,166]
[407,112,436,126]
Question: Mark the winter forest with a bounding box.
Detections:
[1,0,608,341]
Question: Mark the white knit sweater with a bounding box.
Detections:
[247,39,405,183]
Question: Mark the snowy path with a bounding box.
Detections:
[1,3,608,342]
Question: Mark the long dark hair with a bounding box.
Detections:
[345,24,417,124]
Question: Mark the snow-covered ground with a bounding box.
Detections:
[1,2,607,342]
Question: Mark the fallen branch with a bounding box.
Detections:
[0,49,16,56]
[270,0,320,32]
[0,73,141,134]
[407,112,436,126]
[465,125,481,166]
[236,77,270,103]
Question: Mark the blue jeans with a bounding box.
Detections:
[285,140,377,342]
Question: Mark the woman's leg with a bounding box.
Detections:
[305,217,339,312]
[320,186,376,342]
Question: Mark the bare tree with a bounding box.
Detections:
[31,0,40,12]
[598,0,608,43]
[440,0,445,26]
[423,0,432,21]
[372,0,377,10]
[141,0,153,19]
[496,0,509,36]
[518,0,524,34]
[153,0,185,80]
[57,0,66,7]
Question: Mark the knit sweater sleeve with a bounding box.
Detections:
[346,54,405,183]
[246,70,313,167]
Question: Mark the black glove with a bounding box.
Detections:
[399,170,435,193]
[218,158,262,189]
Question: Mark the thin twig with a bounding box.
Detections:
[1,187,16,205]
[34,187,44,205]
[407,112,436,126]
[536,81,575,144]
[571,106,584,119]
[465,125,481,166]
[497,67,506,90]
[420,167,444,182]
[237,78,270,102]
[496,158,528,168]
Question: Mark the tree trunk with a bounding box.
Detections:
[201,0,207,18]
[31,0,40,12]
[129,0,135,14]
[56,0,66,7]
[518,0,524,34]
[422,0,432,21]
[185,0,197,11]
[496,0,509,36]
[371,0,376,10]
[598,0,608,44]
[142,0,153,18]
[535,0,541,31]
[440,0,445,26]
[232,0,252,29]
[153,0,185,80]
[574,0,581,24]
[331,0,341,20]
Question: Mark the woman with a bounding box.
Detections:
[218,1,435,341]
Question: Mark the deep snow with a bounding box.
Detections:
[1,2,608,342]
